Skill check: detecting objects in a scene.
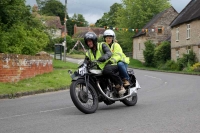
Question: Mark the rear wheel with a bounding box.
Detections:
[70,79,98,114]
[121,94,137,106]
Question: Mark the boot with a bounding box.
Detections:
[115,85,126,97]
[123,79,130,87]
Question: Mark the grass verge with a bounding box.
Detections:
[0,60,79,98]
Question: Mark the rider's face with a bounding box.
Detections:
[87,40,94,48]
[105,37,113,44]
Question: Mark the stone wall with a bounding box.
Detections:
[171,20,200,61]
[133,7,178,62]
[146,7,178,43]
[133,36,146,62]
[0,53,53,83]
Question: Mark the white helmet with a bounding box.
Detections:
[103,29,116,42]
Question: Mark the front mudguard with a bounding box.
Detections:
[71,75,84,81]
[68,70,84,81]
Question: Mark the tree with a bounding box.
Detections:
[95,3,122,27]
[37,0,88,37]
[0,0,30,29]
[36,0,46,11]
[115,0,171,52]
[0,0,49,55]
[39,0,65,24]
[116,0,170,29]
[71,14,87,27]
[67,13,88,36]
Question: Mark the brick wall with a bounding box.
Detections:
[0,53,53,83]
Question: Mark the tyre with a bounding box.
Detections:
[121,94,138,106]
[70,79,98,114]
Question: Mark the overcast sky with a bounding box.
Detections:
[26,0,191,24]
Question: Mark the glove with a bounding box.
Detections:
[97,57,105,62]
[106,60,112,65]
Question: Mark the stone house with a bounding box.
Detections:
[73,24,105,38]
[32,5,64,39]
[133,6,178,62]
[170,0,200,62]
[42,16,63,39]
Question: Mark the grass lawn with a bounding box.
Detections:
[0,59,79,96]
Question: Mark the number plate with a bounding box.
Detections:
[78,66,87,76]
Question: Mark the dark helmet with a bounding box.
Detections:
[84,32,97,47]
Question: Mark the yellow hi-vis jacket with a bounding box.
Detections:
[104,42,130,64]
[85,43,109,70]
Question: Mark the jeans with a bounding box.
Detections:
[117,62,130,80]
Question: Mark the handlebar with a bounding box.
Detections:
[78,60,100,69]
[88,60,99,68]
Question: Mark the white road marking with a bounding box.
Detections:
[0,106,75,120]
[144,75,168,84]
[145,75,162,80]
[144,75,168,92]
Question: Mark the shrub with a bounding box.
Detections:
[177,50,197,71]
[143,40,155,67]
[154,41,171,67]
[0,24,49,55]
[158,60,179,70]
[191,63,200,72]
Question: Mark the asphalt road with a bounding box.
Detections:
[52,54,84,64]
[0,69,200,133]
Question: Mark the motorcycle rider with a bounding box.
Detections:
[83,31,126,96]
[102,29,130,87]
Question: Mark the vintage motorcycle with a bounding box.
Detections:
[68,61,141,114]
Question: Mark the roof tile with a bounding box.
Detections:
[170,0,200,27]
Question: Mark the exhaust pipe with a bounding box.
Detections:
[97,81,140,101]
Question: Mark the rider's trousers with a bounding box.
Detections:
[102,64,123,86]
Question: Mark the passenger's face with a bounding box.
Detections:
[87,40,94,48]
[105,37,113,44]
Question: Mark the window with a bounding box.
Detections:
[176,50,179,59]
[176,27,179,41]
[187,24,191,39]
[187,46,191,54]
[157,27,163,34]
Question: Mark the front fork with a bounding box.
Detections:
[84,75,89,94]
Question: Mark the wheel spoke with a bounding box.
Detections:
[75,83,94,109]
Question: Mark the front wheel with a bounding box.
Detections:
[121,94,138,106]
[70,79,98,114]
